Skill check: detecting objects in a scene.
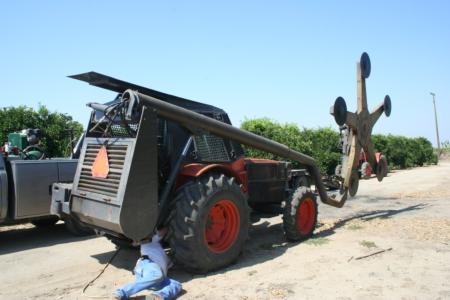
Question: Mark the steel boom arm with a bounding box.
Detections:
[123,90,348,208]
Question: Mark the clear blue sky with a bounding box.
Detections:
[1,1,449,146]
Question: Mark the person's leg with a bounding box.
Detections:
[116,260,164,298]
[151,277,182,300]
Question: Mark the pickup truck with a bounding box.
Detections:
[0,131,91,235]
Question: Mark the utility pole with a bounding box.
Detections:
[430,92,441,158]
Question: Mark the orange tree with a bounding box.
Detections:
[241,118,436,175]
[0,105,83,157]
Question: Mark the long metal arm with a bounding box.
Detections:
[123,90,348,208]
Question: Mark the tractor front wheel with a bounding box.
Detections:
[169,173,249,274]
[283,187,318,241]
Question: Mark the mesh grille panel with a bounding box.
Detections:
[78,143,127,197]
[110,124,138,137]
[194,134,230,162]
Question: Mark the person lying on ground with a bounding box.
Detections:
[114,228,182,300]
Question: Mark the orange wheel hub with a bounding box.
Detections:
[205,199,240,253]
[296,198,315,235]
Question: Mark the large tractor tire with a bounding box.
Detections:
[168,173,249,274]
[283,187,318,241]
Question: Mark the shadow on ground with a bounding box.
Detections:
[90,203,428,290]
[317,203,428,238]
[0,223,96,255]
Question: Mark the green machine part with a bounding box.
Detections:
[8,132,28,150]
[7,132,44,160]
[22,149,44,160]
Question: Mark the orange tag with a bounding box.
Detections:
[91,145,109,178]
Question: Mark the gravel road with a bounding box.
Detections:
[1,160,450,300]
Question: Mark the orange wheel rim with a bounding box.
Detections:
[296,198,315,235]
[205,199,240,253]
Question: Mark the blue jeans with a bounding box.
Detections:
[115,259,181,300]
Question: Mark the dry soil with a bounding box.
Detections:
[1,160,450,300]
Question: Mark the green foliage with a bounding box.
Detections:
[442,140,450,149]
[241,118,436,175]
[300,127,341,175]
[240,118,340,174]
[372,134,437,168]
[442,140,450,154]
[240,118,309,165]
[0,105,84,157]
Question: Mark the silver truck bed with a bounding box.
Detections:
[3,159,77,221]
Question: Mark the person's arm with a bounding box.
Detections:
[151,228,168,243]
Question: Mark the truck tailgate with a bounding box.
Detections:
[10,159,77,219]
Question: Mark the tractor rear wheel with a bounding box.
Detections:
[168,173,249,274]
[283,187,318,241]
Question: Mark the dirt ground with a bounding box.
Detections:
[1,160,450,300]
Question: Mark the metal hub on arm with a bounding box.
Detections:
[331,52,392,196]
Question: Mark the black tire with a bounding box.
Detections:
[349,171,359,197]
[283,187,318,241]
[360,52,371,79]
[384,95,392,117]
[377,155,388,182]
[31,217,59,228]
[64,217,94,236]
[333,97,347,126]
[168,173,249,274]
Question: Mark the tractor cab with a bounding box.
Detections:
[68,73,296,253]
